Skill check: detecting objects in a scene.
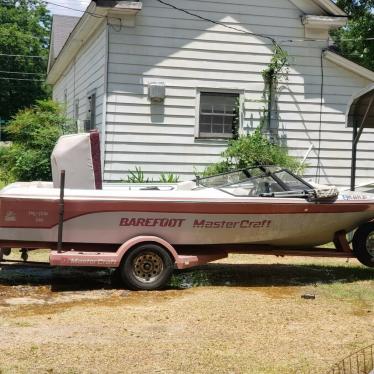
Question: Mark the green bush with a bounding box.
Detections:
[203,128,304,176]
[0,100,74,182]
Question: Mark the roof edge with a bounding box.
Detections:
[46,3,107,84]
[312,0,347,16]
[324,50,374,81]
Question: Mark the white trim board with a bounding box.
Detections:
[290,0,346,16]
[324,51,374,82]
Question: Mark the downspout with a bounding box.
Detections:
[101,21,109,181]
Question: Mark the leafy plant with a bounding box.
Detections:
[159,173,180,183]
[202,128,304,176]
[331,0,374,71]
[261,45,289,131]
[125,167,180,183]
[126,166,150,183]
[232,97,240,140]
[0,0,51,121]
[0,99,74,182]
[261,45,289,87]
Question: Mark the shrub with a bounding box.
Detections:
[203,128,304,176]
[0,100,75,182]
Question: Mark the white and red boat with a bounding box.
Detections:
[0,132,373,290]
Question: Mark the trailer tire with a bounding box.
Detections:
[120,243,174,290]
[352,222,374,268]
[1,248,11,256]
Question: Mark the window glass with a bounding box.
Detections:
[199,92,239,138]
[221,177,284,196]
[198,168,269,188]
[274,170,311,191]
[198,170,249,188]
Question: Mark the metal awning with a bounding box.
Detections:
[346,84,374,128]
[346,84,374,190]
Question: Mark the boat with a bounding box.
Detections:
[0,132,373,290]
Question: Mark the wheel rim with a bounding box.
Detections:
[366,231,374,257]
[132,251,164,283]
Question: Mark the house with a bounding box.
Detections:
[46,0,374,187]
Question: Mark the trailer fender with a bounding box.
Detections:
[116,236,179,267]
[115,236,228,269]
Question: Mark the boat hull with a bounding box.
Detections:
[1,194,374,248]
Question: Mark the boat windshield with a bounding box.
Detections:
[196,166,313,197]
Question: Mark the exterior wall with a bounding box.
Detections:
[53,23,107,132]
[100,0,373,186]
[277,58,372,187]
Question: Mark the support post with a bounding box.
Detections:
[57,170,65,253]
[350,123,357,191]
[350,96,374,191]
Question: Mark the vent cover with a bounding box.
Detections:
[148,82,165,103]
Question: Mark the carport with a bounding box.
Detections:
[346,84,374,190]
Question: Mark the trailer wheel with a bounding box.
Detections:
[120,243,174,290]
[352,222,374,267]
[1,248,11,256]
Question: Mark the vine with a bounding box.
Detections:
[260,45,289,135]
[232,97,240,140]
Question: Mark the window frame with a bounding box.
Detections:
[86,89,97,132]
[195,88,243,140]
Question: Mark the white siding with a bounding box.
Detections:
[103,0,373,186]
[53,23,107,131]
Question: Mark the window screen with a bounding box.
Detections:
[199,92,239,138]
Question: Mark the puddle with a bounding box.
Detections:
[3,289,187,317]
[0,264,189,316]
[0,265,117,313]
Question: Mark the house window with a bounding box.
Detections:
[198,92,239,139]
[85,92,96,132]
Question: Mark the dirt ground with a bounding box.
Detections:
[0,251,373,374]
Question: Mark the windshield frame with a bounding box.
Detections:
[195,166,314,197]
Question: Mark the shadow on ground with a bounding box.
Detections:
[171,263,374,289]
[0,265,113,292]
[0,262,372,292]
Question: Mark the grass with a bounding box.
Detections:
[318,280,374,300]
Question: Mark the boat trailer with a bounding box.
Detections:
[0,171,366,290]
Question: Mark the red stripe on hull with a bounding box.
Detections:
[1,197,374,229]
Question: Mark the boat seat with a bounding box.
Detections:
[175,181,197,191]
[51,131,102,190]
